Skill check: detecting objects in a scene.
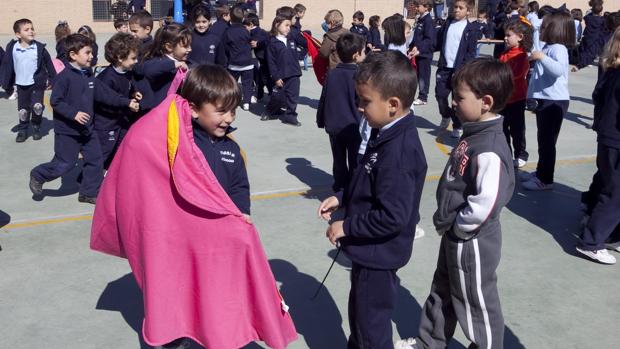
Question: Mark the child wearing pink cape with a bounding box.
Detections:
[91,65,297,349]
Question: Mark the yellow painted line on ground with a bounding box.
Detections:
[435,136,452,156]
[1,156,594,230]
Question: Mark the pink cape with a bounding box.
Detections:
[90,95,297,348]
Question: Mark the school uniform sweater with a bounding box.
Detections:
[139,56,177,110]
[499,46,529,103]
[434,116,515,240]
[289,19,308,60]
[250,27,269,61]
[317,63,361,135]
[350,23,370,39]
[338,113,428,270]
[266,36,301,82]
[368,27,384,50]
[410,12,436,58]
[188,29,226,66]
[435,19,480,69]
[209,19,230,39]
[592,67,620,149]
[223,23,254,68]
[93,66,134,131]
[0,39,55,91]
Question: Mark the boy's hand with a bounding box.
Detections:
[530,51,545,61]
[175,61,188,71]
[250,40,258,48]
[318,195,340,220]
[74,112,91,125]
[132,91,143,101]
[408,47,419,58]
[275,79,284,88]
[326,220,345,245]
[128,99,140,112]
[243,214,253,224]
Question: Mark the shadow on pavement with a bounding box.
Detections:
[285,157,333,201]
[297,96,319,109]
[565,111,593,128]
[570,95,593,104]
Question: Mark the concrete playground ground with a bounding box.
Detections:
[0,35,618,348]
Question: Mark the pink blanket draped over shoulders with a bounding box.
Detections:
[90,94,297,348]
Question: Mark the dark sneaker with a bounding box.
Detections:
[260,113,275,121]
[32,128,42,141]
[29,175,44,195]
[15,131,27,143]
[282,119,302,127]
[78,195,97,204]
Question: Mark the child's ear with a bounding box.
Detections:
[163,42,174,53]
[189,102,200,118]
[388,97,403,116]
[146,26,152,34]
[481,95,494,113]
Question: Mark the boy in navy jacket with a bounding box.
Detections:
[368,15,384,51]
[128,10,154,60]
[210,5,231,39]
[395,58,515,349]
[434,0,481,138]
[350,11,370,39]
[0,19,55,142]
[410,0,436,105]
[317,33,366,192]
[29,34,139,204]
[291,4,308,61]
[318,51,427,349]
[223,5,254,110]
[244,13,272,100]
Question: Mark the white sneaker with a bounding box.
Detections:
[8,89,17,100]
[412,99,427,106]
[513,158,527,168]
[394,337,417,349]
[242,103,250,111]
[414,225,425,239]
[451,128,462,138]
[576,247,617,264]
[250,96,258,104]
[521,176,553,191]
[439,118,450,130]
[605,241,620,253]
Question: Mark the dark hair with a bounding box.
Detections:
[452,58,514,113]
[55,21,71,42]
[77,25,97,43]
[541,11,576,46]
[190,4,211,24]
[13,18,32,34]
[589,0,603,15]
[414,0,433,11]
[243,13,260,27]
[129,10,153,30]
[293,4,306,14]
[215,5,230,19]
[64,33,93,61]
[478,9,488,16]
[355,51,418,109]
[337,33,366,63]
[180,64,241,112]
[277,6,295,20]
[528,1,540,14]
[353,11,365,21]
[382,15,406,46]
[537,5,555,19]
[605,11,620,32]
[571,8,583,21]
[369,15,381,28]
[144,23,192,60]
[270,15,290,36]
[504,17,533,51]
[230,4,245,24]
[104,32,140,64]
[114,18,129,29]
[453,0,474,10]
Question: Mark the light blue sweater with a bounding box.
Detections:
[528,43,570,101]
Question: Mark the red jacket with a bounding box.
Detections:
[500,46,529,104]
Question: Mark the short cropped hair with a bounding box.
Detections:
[129,10,153,29]
[540,11,576,47]
[454,0,474,10]
[243,13,260,27]
[114,18,129,29]
[414,0,433,11]
[215,5,230,19]
[180,64,241,112]
[230,4,245,24]
[13,19,32,33]
[325,9,344,27]
[64,33,93,61]
[337,33,366,63]
[369,15,381,28]
[293,4,306,14]
[452,58,514,113]
[355,51,418,109]
[277,6,295,20]
[571,8,583,21]
[104,32,140,64]
[589,0,603,15]
[353,11,365,22]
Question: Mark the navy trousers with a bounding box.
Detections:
[31,132,103,197]
[416,56,432,102]
[16,84,45,132]
[347,263,399,349]
[95,127,127,170]
[329,125,362,192]
[435,67,461,129]
[282,76,300,124]
[229,69,254,105]
[254,59,273,99]
[534,99,569,184]
[501,100,529,161]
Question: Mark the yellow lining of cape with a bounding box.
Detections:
[167,100,180,169]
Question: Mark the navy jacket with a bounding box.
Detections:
[250,27,269,61]
[435,19,481,69]
[266,36,302,82]
[210,19,230,39]
[477,20,495,39]
[192,122,251,214]
[350,23,370,40]
[189,29,226,66]
[93,66,135,131]
[223,23,253,67]
[138,35,153,61]
[581,14,606,55]
[289,22,308,60]
[410,12,436,58]
[592,67,620,149]
[338,113,427,270]
[91,42,99,67]
[137,56,176,110]
[51,63,130,136]
[317,63,361,134]
[56,38,67,61]
[0,39,56,90]
[368,27,384,51]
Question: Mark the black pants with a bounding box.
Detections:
[534,99,569,184]
[31,133,103,197]
[578,143,620,250]
[16,84,45,132]
[501,100,528,161]
[229,69,254,105]
[95,127,127,170]
[348,263,399,349]
[329,125,362,192]
[254,59,272,99]
[435,67,461,129]
[416,56,432,102]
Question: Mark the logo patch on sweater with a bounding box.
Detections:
[209,44,215,54]
[448,140,469,179]
[220,150,236,163]
[364,152,378,173]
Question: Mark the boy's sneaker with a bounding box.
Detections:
[414,225,425,239]
[605,241,620,253]
[576,247,617,264]
[521,176,553,191]
[242,103,250,111]
[8,89,17,100]
[250,96,258,104]
[513,158,527,168]
[29,175,44,195]
[394,337,417,349]
[439,117,450,130]
[413,99,427,106]
[15,131,27,143]
[450,128,463,138]
[78,195,97,205]
[32,128,42,141]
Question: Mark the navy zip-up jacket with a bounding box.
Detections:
[350,23,370,40]
[189,29,226,66]
[137,56,176,110]
[337,113,428,269]
[592,67,620,149]
[192,121,251,215]
[93,66,134,131]
[51,63,130,136]
[223,23,253,67]
[250,27,269,61]
[410,12,436,58]
[210,19,230,39]
[435,19,481,69]
[368,27,384,51]
[289,22,308,60]
[0,39,56,90]
[477,20,495,39]
[266,36,302,82]
[317,63,361,135]
[138,35,153,60]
